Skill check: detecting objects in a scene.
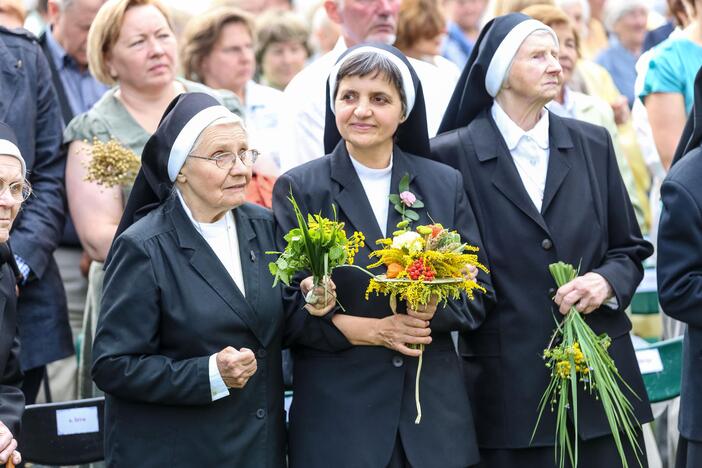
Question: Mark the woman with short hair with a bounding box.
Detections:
[273,43,492,468]
[181,6,283,204]
[254,9,310,91]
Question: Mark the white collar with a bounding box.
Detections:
[491,101,550,151]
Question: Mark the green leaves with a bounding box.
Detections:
[268,191,358,288]
[399,173,410,193]
[532,261,644,468]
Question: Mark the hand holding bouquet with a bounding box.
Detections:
[268,193,364,311]
[532,262,643,468]
[361,223,488,423]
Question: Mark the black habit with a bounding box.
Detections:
[273,142,494,468]
[657,66,702,468]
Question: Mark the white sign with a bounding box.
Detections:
[56,406,99,436]
[636,349,665,375]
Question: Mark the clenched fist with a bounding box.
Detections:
[216,347,257,389]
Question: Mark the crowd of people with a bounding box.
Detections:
[0,0,699,466]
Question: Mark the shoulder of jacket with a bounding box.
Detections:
[0,26,39,45]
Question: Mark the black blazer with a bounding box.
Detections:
[273,143,494,468]
[657,148,702,441]
[431,109,654,448]
[92,196,290,467]
[0,260,24,437]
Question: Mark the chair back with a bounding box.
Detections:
[20,397,104,464]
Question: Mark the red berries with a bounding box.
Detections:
[406,258,436,281]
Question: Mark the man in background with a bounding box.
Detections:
[37,0,108,402]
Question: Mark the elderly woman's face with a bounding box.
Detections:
[613,7,648,48]
[334,73,404,156]
[551,23,578,84]
[179,122,252,218]
[261,40,308,90]
[201,22,255,96]
[0,156,23,243]
[503,32,562,104]
[106,4,177,91]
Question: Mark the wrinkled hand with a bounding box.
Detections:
[216,347,257,389]
[300,276,337,317]
[553,272,613,315]
[373,314,432,357]
[406,295,439,321]
[611,96,630,125]
[0,421,20,465]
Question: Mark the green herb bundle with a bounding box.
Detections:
[268,193,364,288]
[532,262,643,468]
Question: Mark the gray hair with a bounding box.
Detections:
[555,0,590,23]
[603,0,648,32]
[334,51,407,117]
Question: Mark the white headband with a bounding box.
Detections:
[167,106,244,182]
[485,19,559,98]
[0,140,26,177]
[327,46,416,115]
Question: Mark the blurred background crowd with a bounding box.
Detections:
[0,0,696,466]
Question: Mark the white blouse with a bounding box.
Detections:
[349,153,393,237]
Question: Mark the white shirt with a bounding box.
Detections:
[491,101,550,212]
[280,37,458,172]
[349,153,393,236]
[245,80,284,176]
[177,190,246,401]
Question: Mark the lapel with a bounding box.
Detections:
[329,142,386,241]
[386,148,416,234]
[471,111,551,235]
[0,38,21,122]
[541,113,574,214]
[168,197,267,345]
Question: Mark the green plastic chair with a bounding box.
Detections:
[637,336,683,403]
[631,267,659,315]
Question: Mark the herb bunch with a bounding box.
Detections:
[532,262,643,468]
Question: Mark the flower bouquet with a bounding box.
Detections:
[532,262,643,468]
[83,137,141,188]
[268,193,364,307]
[362,223,488,423]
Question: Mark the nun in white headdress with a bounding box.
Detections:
[92,93,327,467]
[273,43,493,468]
[431,12,653,467]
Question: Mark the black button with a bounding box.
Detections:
[256,408,266,419]
[392,356,404,368]
[541,238,553,250]
[257,349,267,359]
[548,287,556,296]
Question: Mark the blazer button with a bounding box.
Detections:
[548,287,556,296]
[256,408,266,419]
[541,238,553,250]
[257,349,267,359]
[392,356,404,368]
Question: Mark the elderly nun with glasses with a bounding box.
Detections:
[0,122,31,467]
[273,43,494,468]
[430,13,653,467]
[91,93,330,467]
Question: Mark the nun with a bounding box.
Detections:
[272,44,494,468]
[430,13,653,467]
[0,122,28,467]
[658,67,702,468]
[91,93,329,467]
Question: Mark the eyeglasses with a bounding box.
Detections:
[187,149,260,169]
[0,178,30,203]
